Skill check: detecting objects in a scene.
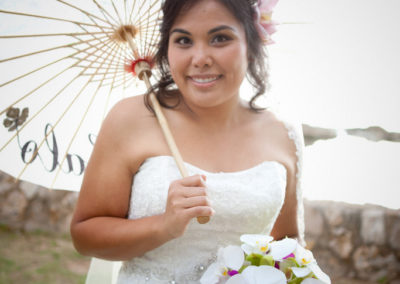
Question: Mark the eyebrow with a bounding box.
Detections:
[170,25,235,36]
[208,25,235,34]
[170,28,190,36]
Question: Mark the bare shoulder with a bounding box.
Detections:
[98,95,150,147]
[102,95,152,130]
[72,96,151,221]
[251,109,300,173]
[95,94,157,172]
[75,95,156,218]
[252,109,296,143]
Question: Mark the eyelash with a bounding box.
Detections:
[174,37,192,46]
[211,34,232,44]
[173,34,232,47]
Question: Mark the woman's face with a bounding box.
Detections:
[167,0,248,109]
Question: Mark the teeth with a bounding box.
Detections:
[192,76,218,83]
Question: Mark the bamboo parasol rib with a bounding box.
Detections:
[1,38,117,153]
[0,0,209,224]
[0,9,113,30]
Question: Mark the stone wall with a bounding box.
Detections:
[304,200,400,283]
[0,172,77,233]
[1,171,399,282]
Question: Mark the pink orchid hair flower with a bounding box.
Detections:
[254,0,279,45]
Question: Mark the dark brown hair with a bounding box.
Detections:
[145,0,268,111]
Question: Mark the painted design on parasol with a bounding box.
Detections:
[3,107,29,132]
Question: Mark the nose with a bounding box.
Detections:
[191,44,212,68]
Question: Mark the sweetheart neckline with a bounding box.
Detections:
[143,155,286,176]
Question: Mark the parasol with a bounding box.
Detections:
[0,0,209,223]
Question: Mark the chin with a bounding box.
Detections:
[188,94,235,109]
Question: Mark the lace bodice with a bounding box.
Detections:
[117,156,287,283]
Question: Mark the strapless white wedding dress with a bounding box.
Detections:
[118,156,287,283]
[85,120,305,284]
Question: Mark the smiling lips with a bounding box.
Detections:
[189,75,222,86]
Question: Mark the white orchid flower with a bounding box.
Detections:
[240,234,274,255]
[201,235,331,284]
[291,245,331,284]
[226,265,287,284]
[294,245,315,266]
[269,237,298,261]
[200,245,244,284]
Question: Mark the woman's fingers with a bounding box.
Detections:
[181,195,210,208]
[162,174,212,238]
[169,175,207,198]
[182,187,207,198]
[186,206,215,219]
[169,195,210,211]
[174,174,207,187]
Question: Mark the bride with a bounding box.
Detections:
[70,0,305,283]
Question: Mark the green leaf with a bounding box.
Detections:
[245,253,262,266]
[260,255,274,266]
[279,257,298,275]
[238,265,248,273]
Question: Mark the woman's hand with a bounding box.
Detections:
[162,175,214,238]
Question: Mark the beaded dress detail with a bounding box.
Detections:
[118,157,286,283]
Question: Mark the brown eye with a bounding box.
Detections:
[174,36,192,46]
[211,34,232,44]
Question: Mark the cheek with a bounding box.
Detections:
[223,46,248,78]
[167,47,174,70]
[167,48,184,78]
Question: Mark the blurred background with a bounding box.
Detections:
[1,0,399,283]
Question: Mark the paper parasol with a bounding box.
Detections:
[0,0,209,224]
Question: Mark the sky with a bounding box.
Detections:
[268,0,400,208]
[303,133,400,209]
[268,0,400,132]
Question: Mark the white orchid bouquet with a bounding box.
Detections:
[200,234,331,284]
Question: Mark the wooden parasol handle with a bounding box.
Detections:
[137,62,210,225]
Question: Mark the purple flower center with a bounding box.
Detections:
[283,253,295,260]
[228,270,239,276]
